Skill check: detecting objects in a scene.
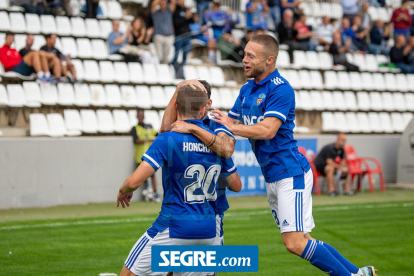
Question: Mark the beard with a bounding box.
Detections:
[245,64,266,78]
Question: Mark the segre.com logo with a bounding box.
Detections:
[151,245,258,272]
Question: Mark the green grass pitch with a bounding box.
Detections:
[1,189,414,276]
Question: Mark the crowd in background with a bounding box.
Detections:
[1,0,414,82]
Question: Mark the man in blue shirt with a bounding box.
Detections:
[246,0,269,31]
[117,85,241,276]
[210,34,377,276]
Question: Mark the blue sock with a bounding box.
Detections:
[317,240,359,274]
[301,240,352,276]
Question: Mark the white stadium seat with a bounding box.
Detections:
[105,84,122,107]
[361,73,375,91]
[405,93,414,111]
[96,109,114,133]
[346,112,360,133]
[219,88,233,109]
[294,90,302,110]
[113,109,130,133]
[211,88,222,108]
[10,12,26,33]
[56,16,72,36]
[382,92,394,111]
[80,109,98,133]
[32,35,46,51]
[391,112,404,132]
[370,92,383,111]
[337,71,351,90]
[156,64,173,85]
[40,84,58,105]
[0,84,8,106]
[57,83,75,106]
[40,15,57,34]
[334,112,349,132]
[357,112,372,133]
[74,83,90,107]
[403,113,414,128]
[0,11,10,32]
[393,93,406,112]
[319,52,333,70]
[61,37,77,58]
[196,66,212,83]
[384,73,398,91]
[14,34,25,51]
[128,110,137,127]
[47,113,67,137]
[99,61,115,83]
[344,91,357,111]
[85,18,101,38]
[306,51,319,70]
[30,113,49,136]
[287,70,301,90]
[369,112,382,133]
[63,109,82,136]
[99,20,112,39]
[322,112,336,132]
[357,91,370,111]
[277,50,290,68]
[310,71,324,89]
[353,54,366,71]
[136,85,151,109]
[184,65,197,80]
[299,70,312,90]
[22,82,41,108]
[92,39,109,60]
[76,38,93,59]
[7,84,25,107]
[120,85,138,107]
[209,66,225,86]
[25,13,40,34]
[293,51,306,69]
[322,91,335,110]
[365,54,378,72]
[143,63,158,84]
[298,91,312,110]
[333,91,346,110]
[349,72,363,90]
[83,60,100,82]
[150,86,167,108]
[89,84,106,106]
[379,112,393,133]
[310,91,324,110]
[71,17,86,37]
[372,73,386,91]
[396,74,409,92]
[106,1,123,19]
[324,71,338,90]
[163,86,176,101]
[114,62,130,83]
[407,75,414,92]
[128,62,144,84]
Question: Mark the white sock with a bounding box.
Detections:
[45,71,51,79]
[37,71,44,79]
[358,269,364,275]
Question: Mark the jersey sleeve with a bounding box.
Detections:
[228,91,243,121]
[263,85,295,123]
[220,157,237,177]
[141,135,167,171]
[212,121,234,138]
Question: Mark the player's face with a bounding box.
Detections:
[243,42,266,78]
[201,99,212,119]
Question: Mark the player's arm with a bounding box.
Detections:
[212,109,282,140]
[225,171,242,192]
[159,80,207,133]
[117,161,156,208]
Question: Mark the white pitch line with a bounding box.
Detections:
[1,202,413,231]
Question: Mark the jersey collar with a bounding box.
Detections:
[184,119,204,126]
[247,69,280,86]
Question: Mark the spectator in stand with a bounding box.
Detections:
[267,0,281,32]
[390,0,412,42]
[196,0,212,24]
[86,0,99,18]
[341,0,361,22]
[0,33,52,82]
[19,34,34,58]
[329,32,359,71]
[294,14,317,51]
[411,13,414,36]
[256,28,266,34]
[189,13,217,63]
[369,19,390,55]
[357,1,371,30]
[280,0,302,20]
[151,0,176,64]
[277,9,306,61]
[316,16,335,48]
[41,34,76,82]
[229,29,254,63]
[246,0,269,31]
[406,36,414,65]
[390,34,414,73]
[172,0,194,68]
[217,31,239,61]
[204,1,231,40]
[11,0,43,15]
[351,16,369,51]
[107,20,139,63]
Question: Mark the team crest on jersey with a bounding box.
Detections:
[257,93,266,105]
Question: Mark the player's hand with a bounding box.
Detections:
[211,109,235,131]
[117,191,133,208]
[171,120,194,134]
[177,80,207,93]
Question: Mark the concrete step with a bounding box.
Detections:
[0,127,28,137]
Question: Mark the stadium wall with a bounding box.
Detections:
[0,135,400,209]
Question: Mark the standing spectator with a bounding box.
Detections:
[86,0,99,18]
[217,31,238,61]
[196,0,211,24]
[267,0,281,32]
[204,1,231,40]
[0,33,52,82]
[41,34,76,82]
[329,32,359,71]
[390,0,412,42]
[246,0,269,31]
[294,14,317,51]
[341,0,361,22]
[151,0,176,64]
[357,1,371,30]
[107,20,139,62]
[277,9,306,61]
[189,13,218,63]
[390,35,414,73]
[313,133,355,197]
[172,0,194,68]
[316,16,335,48]
[369,19,390,55]
[280,0,302,19]
[19,34,34,57]
[11,0,44,15]
[130,109,160,202]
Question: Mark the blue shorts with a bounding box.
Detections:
[12,60,35,76]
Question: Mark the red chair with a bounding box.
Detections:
[298,147,321,196]
[344,145,385,193]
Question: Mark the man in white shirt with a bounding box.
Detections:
[316,16,335,48]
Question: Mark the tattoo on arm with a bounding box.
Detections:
[207,132,236,158]
[232,119,243,125]
[206,134,216,147]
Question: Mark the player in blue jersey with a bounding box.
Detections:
[208,34,378,276]
[117,85,241,276]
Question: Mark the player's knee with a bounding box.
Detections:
[283,240,303,255]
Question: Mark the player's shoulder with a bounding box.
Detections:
[267,74,294,97]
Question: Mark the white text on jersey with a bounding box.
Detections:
[243,115,264,126]
[183,142,212,153]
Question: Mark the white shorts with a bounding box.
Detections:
[266,169,315,234]
[125,228,215,276]
[206,215,224,276]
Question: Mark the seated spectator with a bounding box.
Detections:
[151,0,176,64]
[217,32,239,61]
[411,13,414,36]
[172,0,194,68]
[341,0,360,22]
[189,13,217,63]
[267,0,281,32]
[280,0,302,20]
[204,1,231,40]
[406,36,414,66]
[367,0,380,7]
[107,20,139,63]
[329,32,359,71]
[316,16,335,48]
[294,14,317,51]
[277,9,306,61]
[369,20,390,55]
[228,29,255,63]
[357,1,371,30]
[246,0,269,31]
[350,16,369,52]
[313,133,355,197]
[19,34,34,58]
[41,34,76,82]
[0,33,52,83]
[196,0,212,24]
[390,34,414,73]
[390,0,412,42]
[11,0,43,15]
